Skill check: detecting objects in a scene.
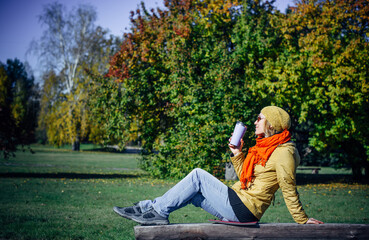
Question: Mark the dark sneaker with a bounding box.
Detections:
[130,208,169,225]
[113,202,142,219]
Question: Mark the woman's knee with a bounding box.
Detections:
[190,168,207,176]
[189,168,213,183]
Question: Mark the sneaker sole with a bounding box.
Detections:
[130,215,169,226]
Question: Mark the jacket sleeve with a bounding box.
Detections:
[230,152,245,180]
[275,148,309,224]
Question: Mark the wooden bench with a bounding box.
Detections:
[134,223,369,239]
[297,167,321,174]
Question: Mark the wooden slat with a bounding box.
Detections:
[134,223,369,240]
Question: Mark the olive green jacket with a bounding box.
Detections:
[230,142,309,224]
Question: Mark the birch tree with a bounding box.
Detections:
[32,2,120,150]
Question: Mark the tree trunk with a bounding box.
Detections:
[72,133,80,151]
[341,139,366,182]
[352,163,363,181]
[72,140,80,151]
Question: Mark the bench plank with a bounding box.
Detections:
[134,223,369,240]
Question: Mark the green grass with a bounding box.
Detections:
[1,147,369,239]
[0,149,141,174]
[262,183,369,223]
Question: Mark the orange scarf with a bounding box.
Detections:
[240,129,291,189]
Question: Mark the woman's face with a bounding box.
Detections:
[254,113,266,137]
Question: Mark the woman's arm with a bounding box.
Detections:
[228,138,245,179]
[275,147,323,224]
[275,148,309,224]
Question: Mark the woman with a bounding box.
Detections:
[113,106,323,225]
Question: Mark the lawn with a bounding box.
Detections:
[1,146,368,239]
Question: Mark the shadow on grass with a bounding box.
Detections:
[296,173,369,185]
[83,147,141,154]
[0,172,145,179]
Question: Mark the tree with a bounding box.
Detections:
[259,0,369,179]
[37,70,62,144]
[32,2,120,150]
[0,64,16,158]
[106,0,278,178]
[0,59,38,158]
[101,0,369,180]
[6,59,38,143]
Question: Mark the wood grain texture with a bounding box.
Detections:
[134,223,369,240]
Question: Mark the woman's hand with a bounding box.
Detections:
[306,218,324,224]
[229,137,244,156]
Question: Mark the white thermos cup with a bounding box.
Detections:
[230,121,247,147]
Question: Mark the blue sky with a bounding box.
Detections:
[0,0,295,80]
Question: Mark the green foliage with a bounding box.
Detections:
[105,0,275,178]
[88,74,131,150]
[258,0,369,178]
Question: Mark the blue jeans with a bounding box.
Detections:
[139,168,239,222]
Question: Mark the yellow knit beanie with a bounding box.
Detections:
[261,106,291,132]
